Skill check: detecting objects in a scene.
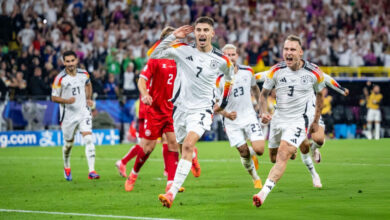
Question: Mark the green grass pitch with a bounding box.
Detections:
[1,139,389,219]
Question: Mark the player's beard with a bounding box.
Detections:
[66,65,76,74]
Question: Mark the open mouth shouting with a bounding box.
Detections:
[198,38,207,46]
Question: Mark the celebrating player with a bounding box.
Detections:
[51,50,99,181]
[253,35,325,207]
[118,26,199,192]
[214,44,264,189]
[149,17,234,208]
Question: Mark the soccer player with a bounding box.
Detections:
[149,17,233,208]
[253,35,325,207]
[366,85,382,140]
[214,44,264,189]
[118,26,198,193]
[51,50,99,181]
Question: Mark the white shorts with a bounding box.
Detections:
[61,117,92,141]
[173,108,212,144]
[366,109,381,122]
[225,120,264,147]
[268,120,307,149]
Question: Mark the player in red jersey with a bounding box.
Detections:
[122,27,199,192]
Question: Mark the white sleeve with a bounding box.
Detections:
[324,74,346,95]
[149,34,178,60]
[255,71,268,83]
[262,74,276,90]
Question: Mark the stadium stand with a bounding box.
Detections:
[0,0,389,137]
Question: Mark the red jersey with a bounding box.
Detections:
[140,59,177,115]
[138,95,148,119]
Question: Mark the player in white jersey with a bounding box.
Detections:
[214,44,264,189]
[253,35,326,207]
[149,17,233,208]
[255,70,349,188]
[51,50,99,181]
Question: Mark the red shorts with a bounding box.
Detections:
[138,118,145,139]
[143,111,174,140]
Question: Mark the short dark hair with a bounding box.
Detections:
[62,50,77,60]
[194,16,214,27]
[160,26,175,40]
[286,35,302,47]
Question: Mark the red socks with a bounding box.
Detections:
[133,148,150,173]
[121,144,142,165]
[166,150,179,181]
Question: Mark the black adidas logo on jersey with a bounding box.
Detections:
[186,56,193,61]
[280,77,287,83]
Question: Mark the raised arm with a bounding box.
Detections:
[254,70,269,83]
[324,74,349,96]
[148,25,193,59]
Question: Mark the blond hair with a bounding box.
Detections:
[221,44,237,52]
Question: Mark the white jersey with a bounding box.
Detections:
[254,71,268,83]
[263,61,326,123]
[149,34,233,112]
[217,65,257,125]
[52,68,91,123]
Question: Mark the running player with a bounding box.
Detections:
[253,35,325,207]
[214,44,264,189]
[119,27,198,193]
[149,17,233,208]
[51,50,99,181]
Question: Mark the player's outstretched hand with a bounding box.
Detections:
[173,25,194,39]
[260,113,272,124]
[141,95,153,105]
[226,111,237,120]
[67,97,75,104]
[344,88,349,96]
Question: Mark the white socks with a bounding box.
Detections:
[258,179,275,201]
[375,123,380,140]
[240,156,260,181]
[311,141,322,151]
[248,146,255,156]
[63,141,73,168]
[84,135,96,172]
[301,153,318,178]
[367,123,373,139]
[170,159,192,198]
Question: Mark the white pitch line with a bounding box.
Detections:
[1,156,389,167]
[0,209,179,220]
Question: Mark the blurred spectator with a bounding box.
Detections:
[104,73,118,99]
[91,69,105,98]
[29,67,49,97]
[122,62,138,97]
[365,85,383,140]
[321,87,334,135]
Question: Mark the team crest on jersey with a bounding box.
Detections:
[145,129,151,136]
[300,75,311,85]
[210,60,219,69]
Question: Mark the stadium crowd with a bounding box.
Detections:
[0,0,389,101]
